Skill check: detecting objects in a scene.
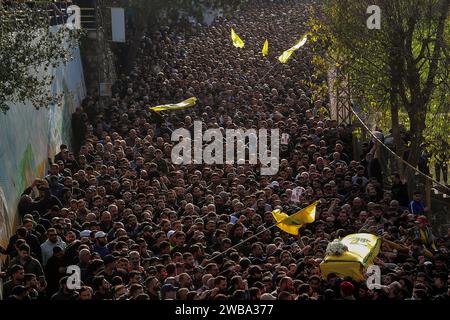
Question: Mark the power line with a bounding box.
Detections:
[316,49,450,195]
[350,106,450,195]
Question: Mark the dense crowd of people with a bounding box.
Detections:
[1,0,449,301]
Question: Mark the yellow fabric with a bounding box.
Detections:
[272,209,301,235]
[419,228,437,251]
[149,97,197,112]
[272,201,318,235]
[262,39,269,57]
[424,248,434,258]
[419,229,427,244]
[319,261,366,281]
[320,233,381,281]
[278,34,308,63]
[231,28,245,48]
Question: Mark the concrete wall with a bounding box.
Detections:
[0,29,86,252]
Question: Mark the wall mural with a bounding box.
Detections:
[0,44,86,248]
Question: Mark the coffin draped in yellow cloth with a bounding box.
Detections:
[319,233,381,281]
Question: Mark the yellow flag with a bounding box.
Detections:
[231,28,245,48]
[149,97,197,112]
[262,39,269,57]
[272,201,318,235]
[278,34,308,64]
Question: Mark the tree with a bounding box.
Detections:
[309,0,450,193]
[0,1,82,113]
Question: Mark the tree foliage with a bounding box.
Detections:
[308,0,450,178]
[0,1,83,113]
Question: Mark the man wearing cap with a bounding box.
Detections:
[340,281,355,300]
[98,254,125,284]
[6,285,30,301]
[161,283,178,300]
[79,230,92,242]
[411,216,436,252]
[92,231,110,258]
[269,181,280,191]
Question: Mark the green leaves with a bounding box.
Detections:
[309,0,449,167]
[0,2,83,113]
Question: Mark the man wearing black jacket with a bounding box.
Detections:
[18,179,62,219]
[5,227,42,263]
[44,246,67,296]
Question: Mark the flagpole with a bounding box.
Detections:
[298,236,306,248]
[208,220,282,262]
[207,203,316,262]
[251,38,277,92]
[254,53,276,89]
[207,200,319,262]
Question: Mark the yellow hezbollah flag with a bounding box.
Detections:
[272,201,318,235]
[231,28,245,48]
[262,39,269,57]
[149,97,197,112]
[320,233,381,281]
[278,34,308,64]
